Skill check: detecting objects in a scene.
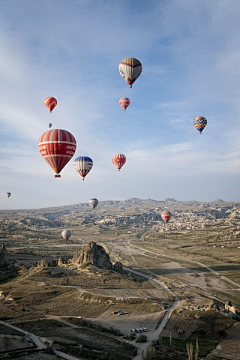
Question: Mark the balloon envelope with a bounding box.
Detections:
[74,156,93,180]
[44,97,57,112]
[161,210,172,224]
[112,154,126,171]
[6,192,11,198]
[89,198,98,209]
[119,97,130,111]
[38,129,77,177]
[62,229,71,242]
[119,58,142,88]
[193,116,207,134]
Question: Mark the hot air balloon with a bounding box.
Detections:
[49,123,52,128]
[161,210,172,224]
[119,58,142,88]
[38,129,77,178]
[112,154,126,171]
[6,192,11,198]
[74,156,93,180]
[44,97,57,113]
[119,97,130,111]
[89,198,98,209]
[193,117,207,134]
[62,229,71,242]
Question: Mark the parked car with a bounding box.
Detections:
[142,327,148,332]
[131,329,136,333]
[135,328,140,333]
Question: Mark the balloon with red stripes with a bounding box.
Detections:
[112,154,126,171]
[119,97,130,111]
[38,129,77,178]
[161,210,172,224]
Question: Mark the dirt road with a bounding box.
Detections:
[123,268,180,360]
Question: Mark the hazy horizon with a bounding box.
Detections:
[0,196,238,213]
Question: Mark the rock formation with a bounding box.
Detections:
[72,242,113,270]
[0,247,7,266]
[37,259,58,268]
[72,242,124,273]
[113,261,124,273]
[1,244,7,252]
[38,259,49,268]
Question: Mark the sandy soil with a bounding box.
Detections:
[94,308,166,335]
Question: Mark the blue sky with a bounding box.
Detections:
[0,0,240,210]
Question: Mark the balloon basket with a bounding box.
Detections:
[55,174,61,178]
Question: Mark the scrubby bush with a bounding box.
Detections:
[136,334,147,343]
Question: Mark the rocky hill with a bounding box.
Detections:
[35,242,124,274]
[72,241,113,269]
[72,242,123,272]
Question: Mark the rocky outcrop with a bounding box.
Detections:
[72,242,113,270]
[225,301,236,315]
[38,259,49,268]
[113,261,123,273]
[37,259,58,268]
[1,244,7,252]
[0,248,7,266]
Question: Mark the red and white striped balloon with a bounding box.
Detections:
[161,210,172,224]
[119,97,130,111]
[38,129,77,177]
[112,154,126,171]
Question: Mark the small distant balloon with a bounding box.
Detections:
[118,58,142,88]
[49,123,52,128]
[44,97,57,113]
[6,192,11,198]
[62,229,71,242]
[161,210,172,224]
[193,117,207,134]
[38,129,77,178]
[89,198,98,209]
[119,97,130,111]
[74,156,93,180]
[112,154,126,171]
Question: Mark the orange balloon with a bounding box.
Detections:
[44,97,57,113]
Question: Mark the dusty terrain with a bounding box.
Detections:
[0,199,239,359]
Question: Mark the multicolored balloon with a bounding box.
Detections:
[6,192,11,198]
[89,198,98,209]
[62,229,71,242]
[119,97,130,111]
[161,210,172,224]
[193,117,207,134]
[74,156,93,180]
[44,97,57,113]
[38,129,77,178]
[112,154,126,171]
[119,58,142,88]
